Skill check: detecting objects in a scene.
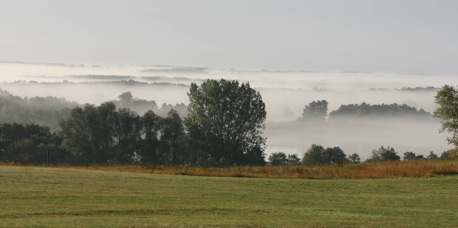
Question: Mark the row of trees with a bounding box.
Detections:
[0,123,68,164]
[330,103,431,119]
[268,144,357,166]
[115,91,188,117]
[59,103,187,165]
[0,121,454,166]
[268,145,449,166]
[1,119,453,165]
[0,88,189,131]
[298,100,434,125]
[3,82,458,166]
[1,85,437,134]
[2,79,268,166]
[0,88,75,129]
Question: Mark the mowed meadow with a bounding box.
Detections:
[1,163,458,227]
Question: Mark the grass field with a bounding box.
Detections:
[1,166,457,227]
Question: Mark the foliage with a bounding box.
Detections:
[302,144,326,166]
[399,86,438,92]
[329,102,432,121]
[299,100,328,124]
[268,152,288,165]
[403,151,424,160]
[138,110,161,164]
[0,88,75,129]
[287,154,301,165]
[443,148,458,160]
[0,123,68,164]
[403,151,439,160]
[185,79,266,166]
[302,144,348,166]
[268,152,301,165]
[323,146,348,165]
[112,108,142,163]
[426,151,439,160]
[59,102,188,165]
[59,102,115,164]
[366,146,400,162]
[348,153,361,163]
[157,109,187,165]
[0,88,189,131]
[114,91,188,117]
[434,85,458,146]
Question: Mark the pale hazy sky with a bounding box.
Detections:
[1,0,457,73]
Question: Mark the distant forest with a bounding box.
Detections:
[0,79,450,166]
[0,82,446,166]
[298,99,434,125]
[0,88,187,130]
[0,85,435,131]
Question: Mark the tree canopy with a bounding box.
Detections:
[59,102,188,165]
[299,100,328,124]
[329,102,431,120]
[185,79,266,166]
[268,152,300,166]
[0,123,68,164]
[302,144,348,166]
[366,146,400,162]
[434,85,458,146]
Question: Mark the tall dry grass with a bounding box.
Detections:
[4,160,456,179]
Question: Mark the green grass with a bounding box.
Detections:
[1,166,457,227]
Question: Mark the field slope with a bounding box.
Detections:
[1,166,457,227]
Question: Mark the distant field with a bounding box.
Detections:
[1,166,457,227]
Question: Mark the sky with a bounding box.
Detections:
[1,0,458,73]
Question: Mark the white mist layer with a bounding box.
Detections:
[0,62,456,159]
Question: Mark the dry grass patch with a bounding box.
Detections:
[5,159,455,179]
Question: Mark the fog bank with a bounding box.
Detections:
[0,62,455,158]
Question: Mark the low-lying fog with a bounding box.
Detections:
[1,62,457,159]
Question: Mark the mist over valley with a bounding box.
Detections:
[0,62,454,159]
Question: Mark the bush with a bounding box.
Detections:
[302,144,349,166]
[268,152,288,166]
[366,146,400,162]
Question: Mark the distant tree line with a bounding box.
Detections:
[58,96,262,166]
[299,100,434,125]
[2,83,458,166]
[268,145,449,166]
[0,88,187,130]
[0,88,75,130]
[0,123,69,164]
[329,103,431,120]
[1,80,268,166]
[114,91,188,117]
[369,86,438,92]
[59,103,188,165]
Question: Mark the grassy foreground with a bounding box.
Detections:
[1,166,457,227]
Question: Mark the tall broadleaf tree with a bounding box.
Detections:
[434,85,458,146]
[185,79,267,166]
[59,104,99,163]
